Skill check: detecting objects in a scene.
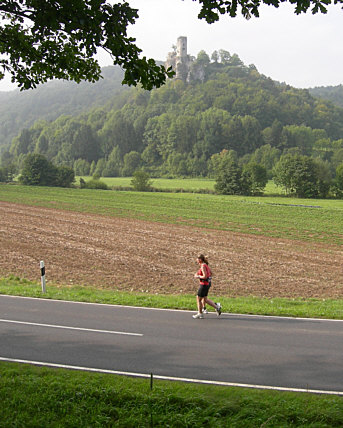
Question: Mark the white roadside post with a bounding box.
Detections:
[40,260,46,293]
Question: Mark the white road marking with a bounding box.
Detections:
[0,356,342,396]
[0,319,143,336]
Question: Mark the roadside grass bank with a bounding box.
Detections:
[1,184,342,245]
[1,277,343,320]
[1,361,343,427]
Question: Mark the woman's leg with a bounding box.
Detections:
[197,295,203,313]
[193,295,205,318]
[204,297,217,309]
[204,296,222,315]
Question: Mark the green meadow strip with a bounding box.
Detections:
[1,361,343,427]
[1,184,342,245]
[77,176,286,195]
[1,277,343,319]
[77,175,217,191]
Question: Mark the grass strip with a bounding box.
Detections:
[76,176,286,195]
[1,276,343,320]
[77,175,217,192]
[0,361,343,427]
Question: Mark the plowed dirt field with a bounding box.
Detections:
[1,201,342,298]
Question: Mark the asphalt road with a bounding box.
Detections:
[1,295,343,394]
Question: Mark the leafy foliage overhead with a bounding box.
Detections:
[0,0,173,90]
[196,0,342,22]
[1,0,341,91]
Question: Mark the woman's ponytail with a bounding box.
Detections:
[198,253,209,265]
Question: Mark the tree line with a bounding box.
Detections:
[1,54,343,197]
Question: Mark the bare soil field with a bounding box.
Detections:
[1,201,342,298]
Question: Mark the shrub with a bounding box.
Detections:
[0,165,16,183]
[213,150,249,195]
[19,154,75,187]
[131,170,153,191]
[19,154,57,186]
[242,162,268,195]
[83,179,108,190]
[273,154,331,198]
[56,166,75,187]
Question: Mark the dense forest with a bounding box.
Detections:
[1,51,343,196]
[309,85,343,109]
[0,66,129,149]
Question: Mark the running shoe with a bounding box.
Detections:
[215,303,222,316]
[203,308,208,314]
[192,313,204,319]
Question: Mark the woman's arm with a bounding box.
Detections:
[199,264,207,279]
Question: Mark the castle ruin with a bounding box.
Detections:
[165,36,205,83]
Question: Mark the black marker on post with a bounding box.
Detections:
[40,260,46,293]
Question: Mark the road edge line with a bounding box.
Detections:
[0,356,343,396]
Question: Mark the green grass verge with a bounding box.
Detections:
[1,361,343,427]
[1,184,342,245]
[2,276,343,320]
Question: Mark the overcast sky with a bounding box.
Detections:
[1,0,343,92]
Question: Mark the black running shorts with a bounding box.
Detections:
[197,284,209,298]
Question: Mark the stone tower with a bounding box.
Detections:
[176,36,187,58]
[165,36,204,83]
[165,36,192,81]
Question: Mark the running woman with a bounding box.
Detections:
[193,254,221,319]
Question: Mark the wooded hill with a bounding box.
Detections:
[309,85,343,109]
[0,66,129,149]
[3,53,343,178]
